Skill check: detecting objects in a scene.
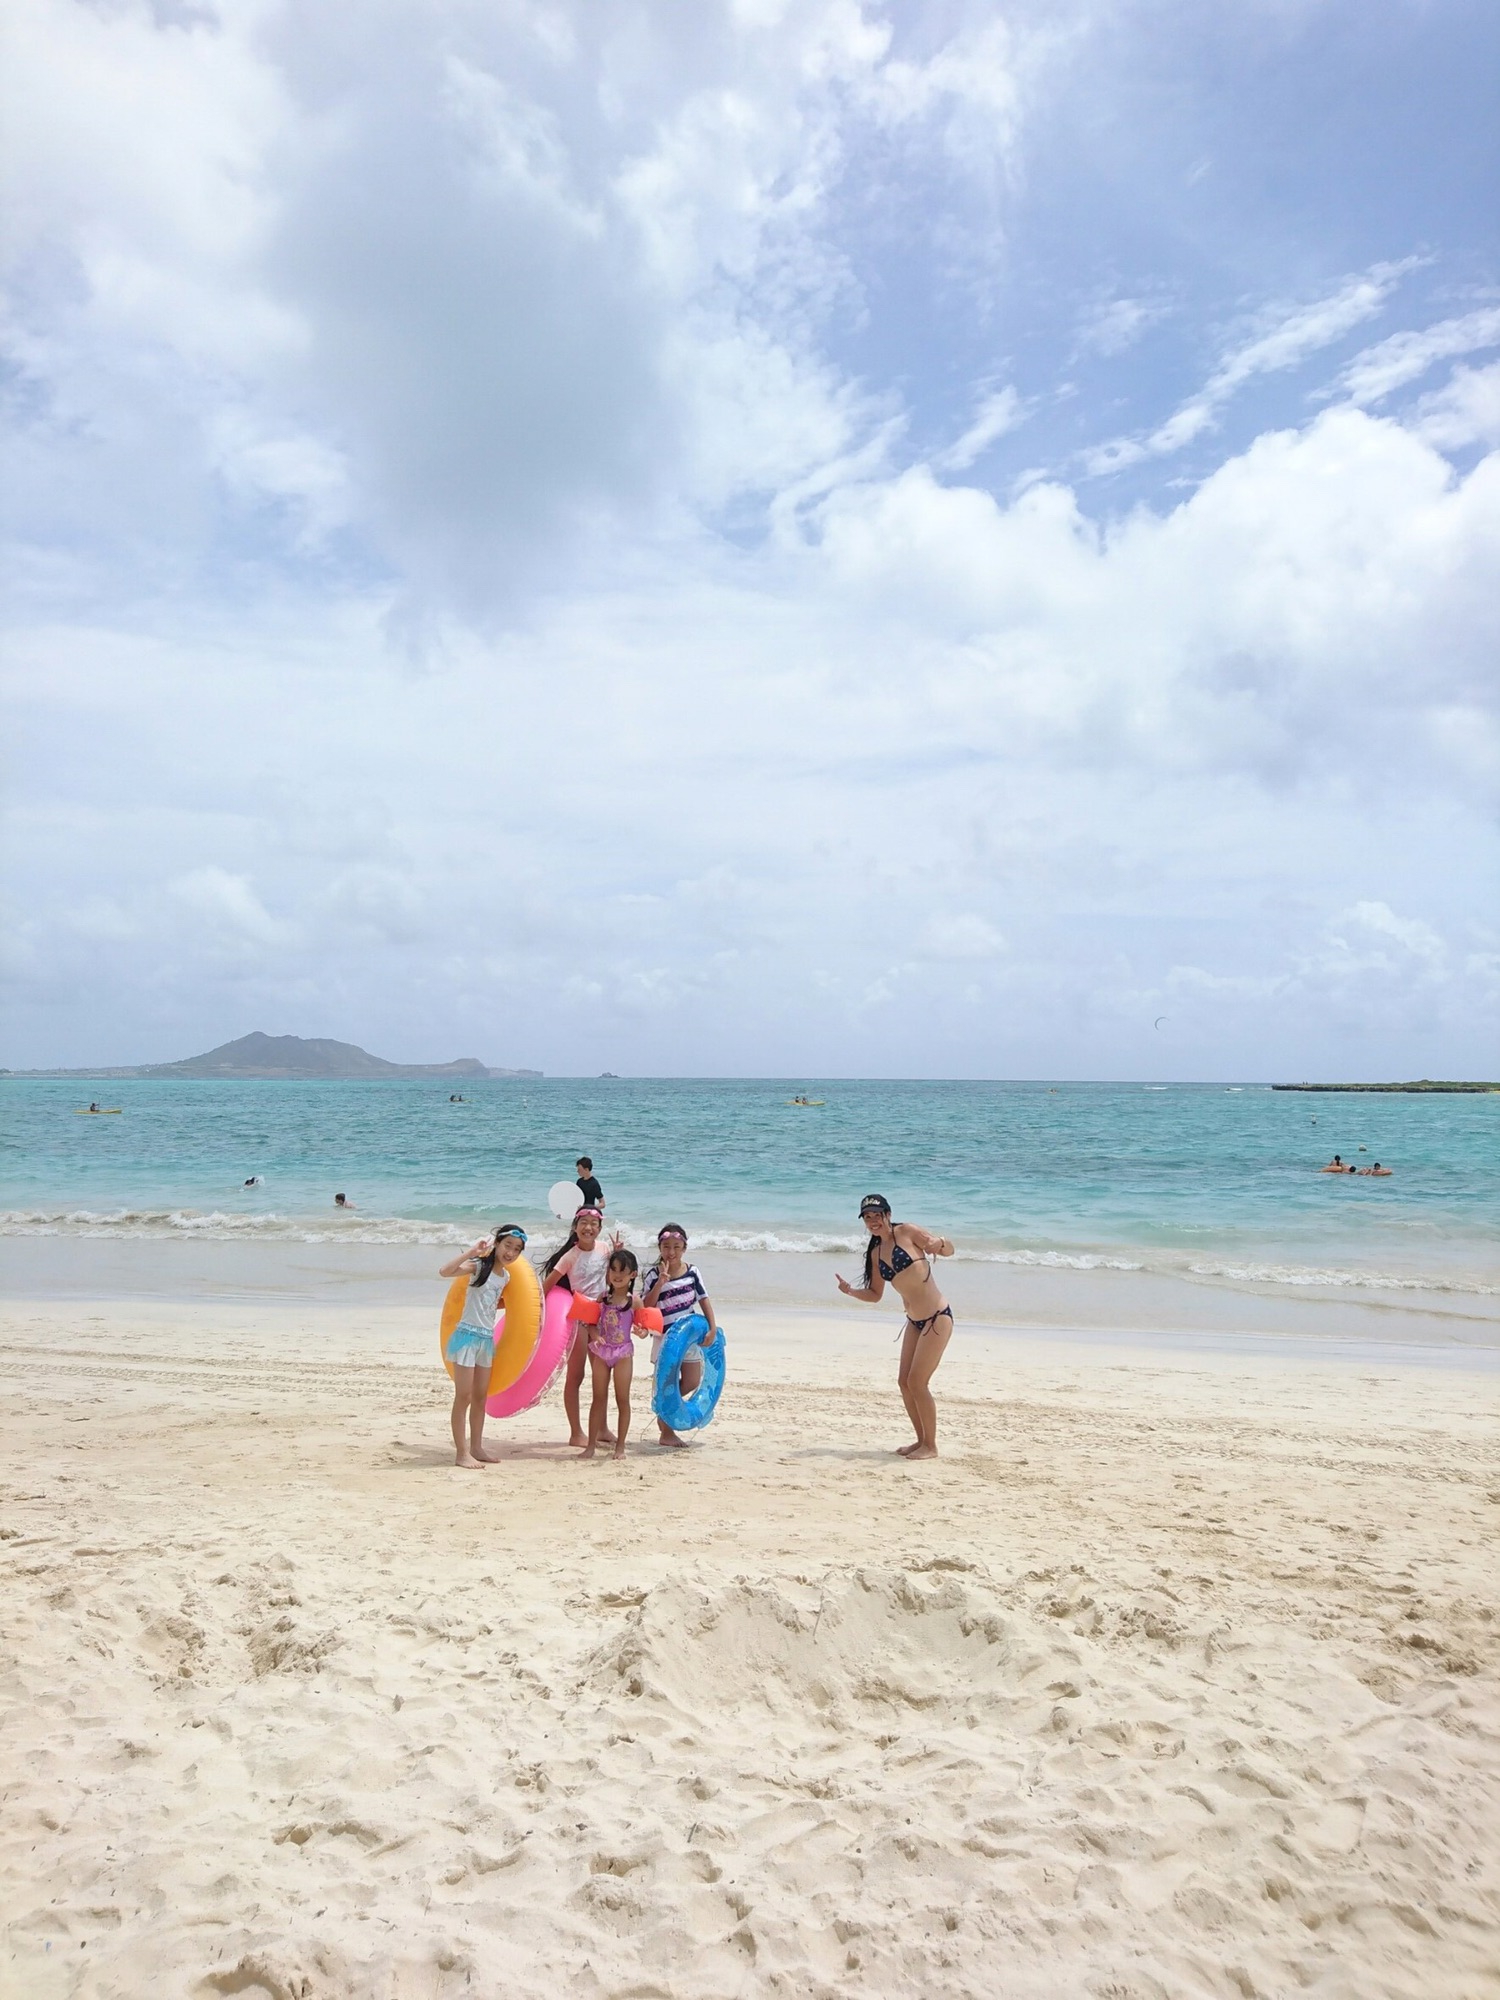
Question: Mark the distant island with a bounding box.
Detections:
[2,1032,542,1081]
[1272,1080,1498,1093]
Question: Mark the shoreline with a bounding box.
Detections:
[4,1235,1497,1361]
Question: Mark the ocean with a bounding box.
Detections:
[3,1077,1496,1301]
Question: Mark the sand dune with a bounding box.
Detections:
[1,1300,1497,1998]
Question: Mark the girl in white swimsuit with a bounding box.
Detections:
[543,1206,622,1447]
[438,1225,527,1468]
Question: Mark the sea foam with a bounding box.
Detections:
[4,1206,1495,1298]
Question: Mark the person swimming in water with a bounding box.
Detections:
[835,1195,956,1461]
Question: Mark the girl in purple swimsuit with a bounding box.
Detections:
[581,1250,643,1461]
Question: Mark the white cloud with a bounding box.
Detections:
[1201,270,1406,401]
[919,914,1006,959]
[208,411,352,542]
[935,386,1024,471]
[1077,294,1169,357]
[1339,307,1500,407]
[1342,900,1444,961]
[1409,360,1500,452]
[1086,265,1410,475]
[2,3,1496,1079]
[170,867,284,946]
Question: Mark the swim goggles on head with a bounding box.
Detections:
[494,1226,528,1245]
[573,1206,602,1222]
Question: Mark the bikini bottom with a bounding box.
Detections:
[908,1305,954,1336]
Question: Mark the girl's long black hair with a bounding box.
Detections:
[541,1227,576,1285]
[861,1197,894,1288]
[472,1225,524,1288]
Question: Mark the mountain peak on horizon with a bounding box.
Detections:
[148,1032,511,1079]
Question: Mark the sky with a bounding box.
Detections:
[2,0,1497,1079]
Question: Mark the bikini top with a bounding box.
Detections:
[878,1239,927,1283]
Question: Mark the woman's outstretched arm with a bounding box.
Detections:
[897,1224,953,1258]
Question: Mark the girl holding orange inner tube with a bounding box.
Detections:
[438,1225,527,1468]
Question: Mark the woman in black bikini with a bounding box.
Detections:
[836,1194,955,1459]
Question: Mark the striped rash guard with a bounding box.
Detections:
[643,1263,708,1322]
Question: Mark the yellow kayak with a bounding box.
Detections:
[75,1108,123,1114]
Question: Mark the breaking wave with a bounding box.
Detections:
[0,1207,476,1246]
[1187,1258,1500,1297]
[2,1209,1494,1298]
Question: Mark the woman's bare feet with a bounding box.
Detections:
[905,1442,938,1460]
[657,1427,687,1448]
[476,1444,503,1463]
[578,1444,597,1460]
[567,1431,588,1448]
[454,1451,485,1469]
[612,1442,627,1460]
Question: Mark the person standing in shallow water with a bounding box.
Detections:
[835,1194,955,1460]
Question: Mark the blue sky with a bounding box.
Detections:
[2,0,1497,1076]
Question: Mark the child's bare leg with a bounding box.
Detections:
[451,1366,484,1468]
[581,1354,610,1459]
[612,1354,632,1458]
[470,1371,500,1462]
[657,1351,701,1446]
[564,1333,588,1446]
[567,1333,615,1447]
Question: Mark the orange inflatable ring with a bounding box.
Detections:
[439,1255,542,1395]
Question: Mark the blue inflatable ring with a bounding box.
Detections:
[653,1312,725,1432]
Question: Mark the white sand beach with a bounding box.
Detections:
[2,1282,1498,1999]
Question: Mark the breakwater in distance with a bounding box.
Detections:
[1273,1081,1498,1093]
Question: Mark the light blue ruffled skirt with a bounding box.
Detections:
[446,1325,495,1369]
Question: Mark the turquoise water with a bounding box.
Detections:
[4,1077,1496,1296]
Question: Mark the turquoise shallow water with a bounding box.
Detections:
[4,1078,1497,1297]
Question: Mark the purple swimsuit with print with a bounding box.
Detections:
[589,1301,635,1365]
